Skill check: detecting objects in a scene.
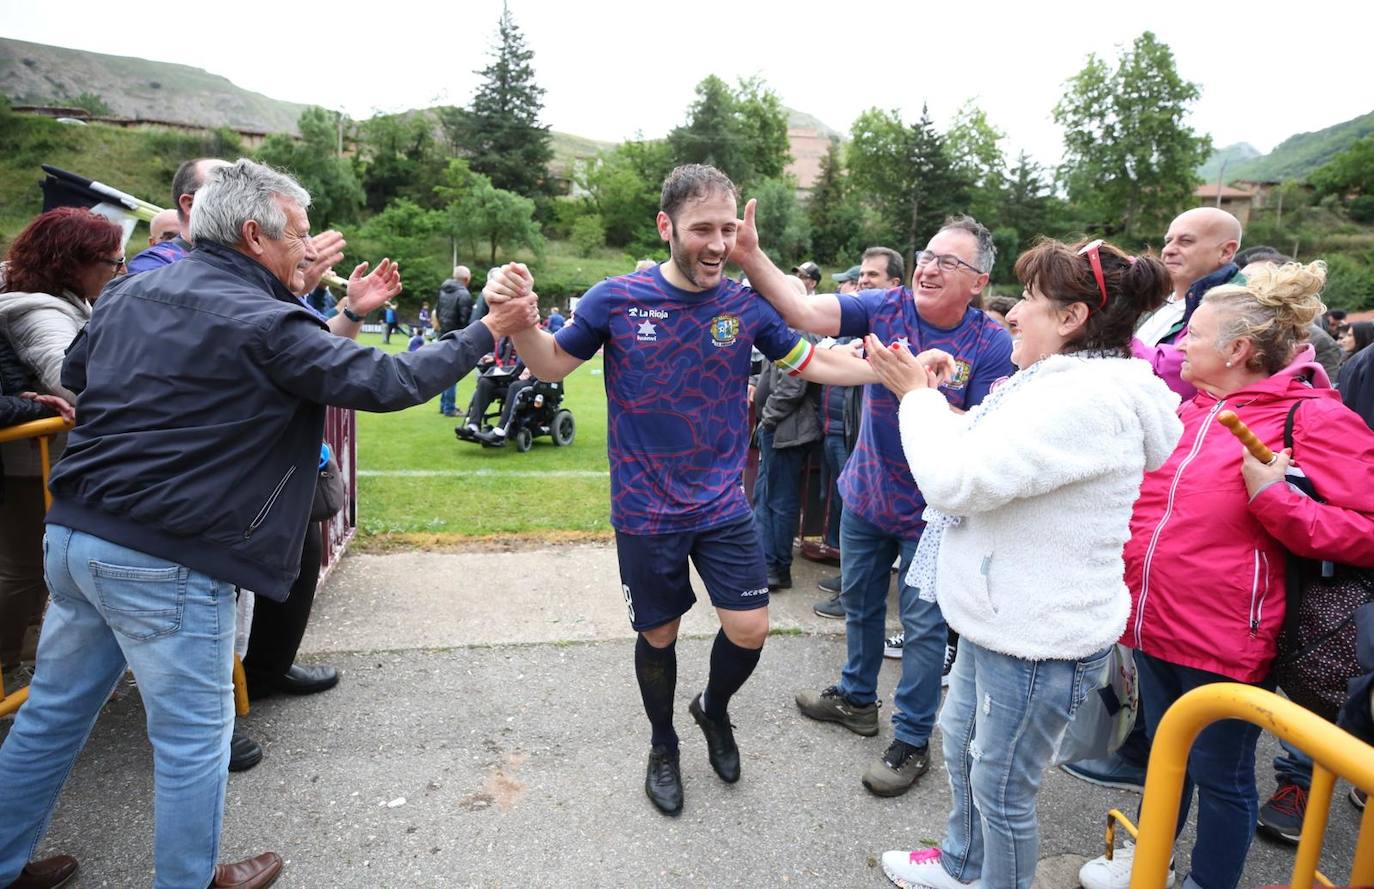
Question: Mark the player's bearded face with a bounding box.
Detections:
[666,196,737,291]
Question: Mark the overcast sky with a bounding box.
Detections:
[3,0,1371,168]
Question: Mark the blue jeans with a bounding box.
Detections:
[939,641,1110,888]
[751,425,805,573]
[439,382,457,415]
[1135,651,1267,889]
[836,510,945,747]
[0,526,235,889]
[1273,738,1313,789]
[820,433,849,549]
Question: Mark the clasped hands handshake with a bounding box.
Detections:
[482,263,541,336]
[863,336,956,397]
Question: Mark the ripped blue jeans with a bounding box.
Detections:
[936,639,1111,889]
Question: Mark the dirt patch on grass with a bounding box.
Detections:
[353,530,615,554]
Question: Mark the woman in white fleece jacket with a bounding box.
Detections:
[872,239,1184,889]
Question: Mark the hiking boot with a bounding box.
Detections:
[1078,842,1175,889]
[1257,780,1307,844]
[644,745,683,816]
[795,685,879,736]
[884,632,904,659]
[881,848,975,889]
[818,574,841,594]
[688,693,740,783]
[1060,752,1146,792]
[767,567,792,590]
[862,739,929,797]
[812,593,844,620]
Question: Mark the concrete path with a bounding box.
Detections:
[8,544,1362,887]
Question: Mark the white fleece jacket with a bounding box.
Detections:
[898,354,1182,661]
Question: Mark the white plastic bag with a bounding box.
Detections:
[1052,643,1138,766]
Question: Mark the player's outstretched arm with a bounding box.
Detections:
[797,341,878,386]
[484,262,586,382]
[730,199,842,336]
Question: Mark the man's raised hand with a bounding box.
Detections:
[346,259,402,315]
[484,262,534,305]
[727,198,760,266]
[297,230,347,296]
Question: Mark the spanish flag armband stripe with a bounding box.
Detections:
[775,338,815,377]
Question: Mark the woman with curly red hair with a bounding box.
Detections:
[0,207,124,686]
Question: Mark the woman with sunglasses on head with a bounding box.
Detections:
[1075,261,1374,889]
[869,238,1182,889]
[0,207,123,687]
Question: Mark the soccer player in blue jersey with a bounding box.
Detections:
[483,164,877,816]
[732,208,1016,798]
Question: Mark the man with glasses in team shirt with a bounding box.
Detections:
[732,211,1014,798]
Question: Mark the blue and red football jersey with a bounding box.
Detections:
[556,266,809,535]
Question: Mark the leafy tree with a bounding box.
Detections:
[1309,134,1374,199]
[569,213,606,256]
[66,92,112,115]
[751,177,811,265]
[1053,31,1211,243]
[807,137,864,265]
[353,198,445,302]
[357,112,449,213]
[256,106,363,227]
[995,151,1067,277]
[667,75,790,190]
[433,158,544,266]
[439,2,553,197]
[944,101,1007,227]
[579,138,673,250]
[847,105,969,257]
[734,76,791,183]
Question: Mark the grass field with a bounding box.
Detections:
[353,331,612,543]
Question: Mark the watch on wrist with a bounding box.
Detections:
[341,304,363,323]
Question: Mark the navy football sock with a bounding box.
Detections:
[635,634,678,750]
[703,628,763,722]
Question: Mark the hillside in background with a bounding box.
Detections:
[0,37,310,133]
[1198,110,1374,182]
[1197,142,1261,182]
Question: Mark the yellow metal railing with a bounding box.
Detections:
[1116,683,1374,888]
[0,416,73,717]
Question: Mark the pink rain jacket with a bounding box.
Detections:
[1122,349,1374,682]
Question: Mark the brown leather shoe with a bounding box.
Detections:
[5,854,78,889]
[210,852,282,889]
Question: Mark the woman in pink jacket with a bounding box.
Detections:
[1081,261,1374,889]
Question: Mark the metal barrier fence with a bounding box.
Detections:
[1107,684,1374,888]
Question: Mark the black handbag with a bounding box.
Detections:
[1271,401,1374,720]
[310,453,346,522]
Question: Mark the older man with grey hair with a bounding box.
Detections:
[0,159,537,889]
[732,211,1014,799]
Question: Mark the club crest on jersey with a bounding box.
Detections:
[709,314,740,347]
[945,359,972,390]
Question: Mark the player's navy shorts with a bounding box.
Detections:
[614,516,770,631]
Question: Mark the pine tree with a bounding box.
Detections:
[442,3,553,197]
[807,137,862,264]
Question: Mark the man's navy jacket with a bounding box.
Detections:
[49,242,494,599]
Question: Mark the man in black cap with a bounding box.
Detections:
[792,261,822,295]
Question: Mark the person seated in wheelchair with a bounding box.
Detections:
[455,340,573,450]
[459,337,519,434]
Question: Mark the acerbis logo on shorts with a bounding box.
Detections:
[740,586,768,597]
[622,583,635,621]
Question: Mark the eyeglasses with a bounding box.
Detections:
[1077,239,1108,309]
[97,256,127,271]
[914,250,982,275]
